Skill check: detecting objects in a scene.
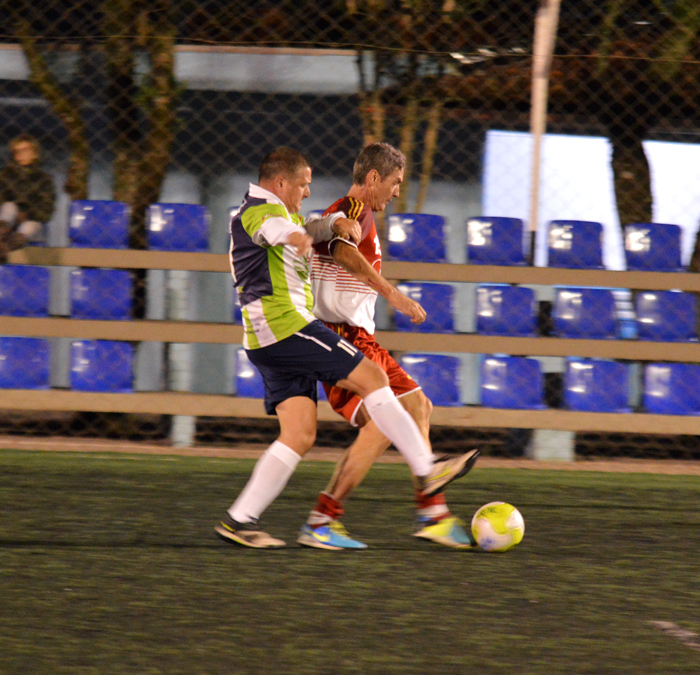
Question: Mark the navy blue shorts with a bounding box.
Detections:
[246,320,365,414]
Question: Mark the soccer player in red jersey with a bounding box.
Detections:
[298,143,479,550]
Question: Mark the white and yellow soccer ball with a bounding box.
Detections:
[471,502,525,552]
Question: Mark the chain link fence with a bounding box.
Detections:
[0,1,700,458]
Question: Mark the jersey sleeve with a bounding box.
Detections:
[328,202,372,255]
[312,197,348,256]
[241,203,290,242]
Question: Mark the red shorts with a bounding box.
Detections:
[322,323,420,425]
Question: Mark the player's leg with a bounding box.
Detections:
[322,418,389,502]
[217,321,364,549]
[301,397,475,549]
[216,396,317,549]
[337,357,479,496]
[298,421,390,549]
[321,389,473,549]
[315,389,429,506]
[301,327,477,549]
[396,388,476,548]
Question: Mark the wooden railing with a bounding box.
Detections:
[2,246,699,435]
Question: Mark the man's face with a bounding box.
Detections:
[368,168,404,212]
[12,141,38,167]
[277,166,312,213]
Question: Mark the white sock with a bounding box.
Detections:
[229,440,301,523]
[363,386,434,477]
[417,504,451,521]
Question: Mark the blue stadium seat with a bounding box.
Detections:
[70,340,133,392]
[635,291,697,342]
[546,220,604,269]
[643,363,700,415]
[0,265,50,317]
[466,217,526,266]
[317,381,328,401]
[69,200,130,248]
[235,348,265,398]
[232,290,242,325]
[0,337,50,389]
[552,287,617,339]
[564,358,630,413]
[394,283,455,333]
[147,203,210,252]
[476,285,536,337]
[480,355,545,409]
[70,268,133,320]
[624,222,683,272]
[387,214,447,262]
[398,353,461,406]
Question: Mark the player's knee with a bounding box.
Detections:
[404,389,432,426]
[365,359,389,389]
[420,393,433,422]
[342,358,389,398]
[297,427,316,451]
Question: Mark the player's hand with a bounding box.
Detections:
[288,231,313,257]
[391,291,426,324]
[332,217,362,245]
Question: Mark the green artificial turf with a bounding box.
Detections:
[1,450,699,674]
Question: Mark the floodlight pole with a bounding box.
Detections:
[529,0,561,265]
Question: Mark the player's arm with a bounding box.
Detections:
[305,213,361,245]
[331,241,426,324]
[251,215,312,256]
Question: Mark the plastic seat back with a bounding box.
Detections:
[387,214,447,262]
[0,265,50,317]
[546,220,604,269]
[624,222,683,272]
[564,358,630,413]
[70,268,133,320]
[0,337,50,389]
[466,217,526,266]
[552,287,617,339]
[69,200,130,248]
[70,340,133,392]
[398,353,461,406]
[480,355,545,409]
[394,283,454,333]
[476,285,536,337]
[232,290,242,325]
[235,348,265,398]
[635,291,697,342]
[643,363,700,415]
[147,203,210,252]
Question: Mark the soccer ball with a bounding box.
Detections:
[471,502,525,552]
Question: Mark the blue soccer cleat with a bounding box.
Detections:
[413,515,477,549]
[297,521,368,550]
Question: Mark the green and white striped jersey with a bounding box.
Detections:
[229,184,315,349]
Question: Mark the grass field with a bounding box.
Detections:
[1,449,699,675]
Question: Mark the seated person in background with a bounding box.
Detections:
[0,133,56,261]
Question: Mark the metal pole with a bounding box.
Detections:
[529,0,561,264]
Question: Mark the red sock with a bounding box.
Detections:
[415,491,450,522]
[307,492,345,527]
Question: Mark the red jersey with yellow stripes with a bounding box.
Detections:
[311,196,382,334]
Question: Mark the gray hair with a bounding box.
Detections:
[352,143,406,185]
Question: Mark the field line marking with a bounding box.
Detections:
[649,621,700,651]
